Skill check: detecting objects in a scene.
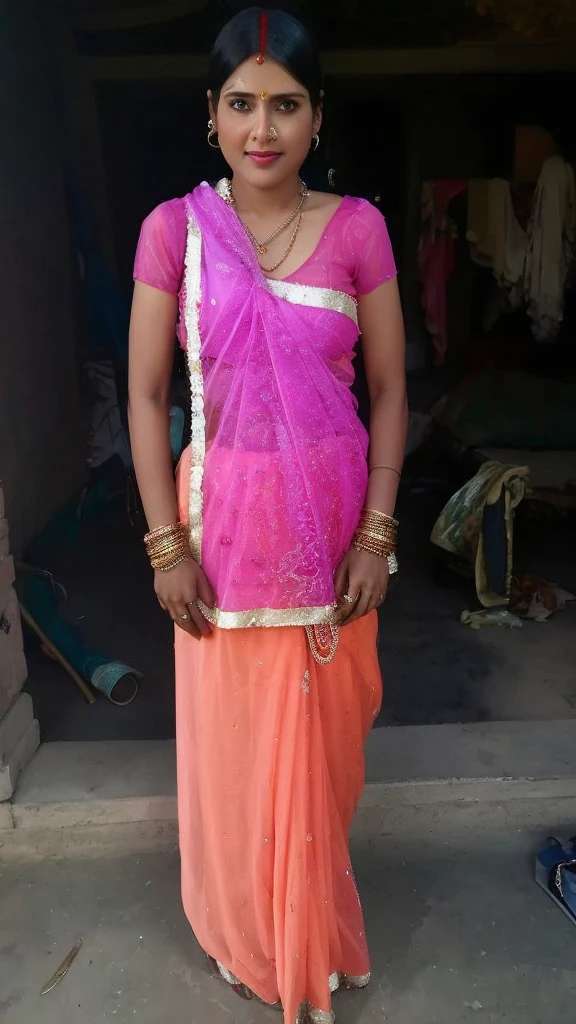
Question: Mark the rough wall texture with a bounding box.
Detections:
[0,0,85,556]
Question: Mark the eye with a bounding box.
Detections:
[277,100,298,113]
[230,98,250,112]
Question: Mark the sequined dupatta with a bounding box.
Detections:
[183,181,368,627]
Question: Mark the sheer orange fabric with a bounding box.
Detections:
[175,610,382,1022]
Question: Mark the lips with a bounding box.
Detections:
[246,151,282,166]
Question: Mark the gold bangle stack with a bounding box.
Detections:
[353,507,399,565]
[144,522,190,571]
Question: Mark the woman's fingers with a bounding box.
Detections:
[196,569,216,609]
[354,572,390,619]
[333,556,349,602]
[344,548,392,622]
[165,598,203,639]
[343,585,371,626]
[364,581,386,614]
[154,561,215,640]
[335,588,361,624]
[172,606,202,639]
[338,568,365,624]
[335,555,366,624]
[375,577,390,608]
[171,599,211,638]
[187,600,212,637]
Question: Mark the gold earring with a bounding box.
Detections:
[312,133,320,152]
[207,119,220,150]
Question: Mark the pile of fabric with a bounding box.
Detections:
[430,460,575,626]
[431,460,530,608]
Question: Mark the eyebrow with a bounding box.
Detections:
[222,89,307,100]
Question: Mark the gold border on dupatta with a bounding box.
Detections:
[183,212,205,563]
[198,601,337,629]
[265,278,358,327]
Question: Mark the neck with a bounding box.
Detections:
[229,173,302,217]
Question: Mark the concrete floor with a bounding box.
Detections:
[21,487,576,741]
[1,828,574,1024]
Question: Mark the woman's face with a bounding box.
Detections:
[208,58,322,189]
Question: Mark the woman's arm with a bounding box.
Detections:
[360,276,408,516]
[128,281,213,637]
[335,276,407,624]
[128,282,180,529]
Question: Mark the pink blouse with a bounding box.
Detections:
[133,192,397,300]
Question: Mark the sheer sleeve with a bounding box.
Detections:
[349,199,397,296]
[133,198,187,295]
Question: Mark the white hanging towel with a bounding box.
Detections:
[524,155,576,341]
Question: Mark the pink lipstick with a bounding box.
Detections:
[247,151,281,166]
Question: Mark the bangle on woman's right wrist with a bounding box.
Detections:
[144,522,191,571]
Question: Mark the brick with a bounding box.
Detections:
[0,692,34,761]
[0,554,15,603]
[0,587,27,719]
[0,719,40,801]
[0,519,9,558]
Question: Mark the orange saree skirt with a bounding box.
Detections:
[175,611,382,1023]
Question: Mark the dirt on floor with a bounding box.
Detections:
[1,827,574,1024]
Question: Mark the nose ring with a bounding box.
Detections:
[268,125,278,142]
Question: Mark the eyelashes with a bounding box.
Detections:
[228,99,299,113]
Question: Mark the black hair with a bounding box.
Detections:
[208,7,322,109]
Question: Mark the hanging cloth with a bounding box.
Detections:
[419,179,468,366]
[524,155,576,342]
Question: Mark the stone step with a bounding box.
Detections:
[2,720,576,858]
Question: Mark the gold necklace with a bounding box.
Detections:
[245,189,307,255]
[223,178,308,258]
[260,211,303,274]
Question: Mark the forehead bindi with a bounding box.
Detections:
[221,59,308,100]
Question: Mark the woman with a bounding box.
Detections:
[128,8,407,1022]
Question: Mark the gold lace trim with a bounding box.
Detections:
[342,972,371,988]
[214,177,231,202]
[212,958,370,1022]
[265,278,358,327]
[297,1005,335,1024]
[215,960,240,986]
[198,600,337,629]
[183,211,205,563]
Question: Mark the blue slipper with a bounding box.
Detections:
[535,835,576,926]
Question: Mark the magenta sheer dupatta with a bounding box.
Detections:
[182,181,368,627]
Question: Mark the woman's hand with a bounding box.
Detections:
[333,547,390,626]
[154,558,215,640]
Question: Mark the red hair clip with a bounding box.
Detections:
[256,11,267,64]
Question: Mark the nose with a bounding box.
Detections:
[251,101,270,143]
